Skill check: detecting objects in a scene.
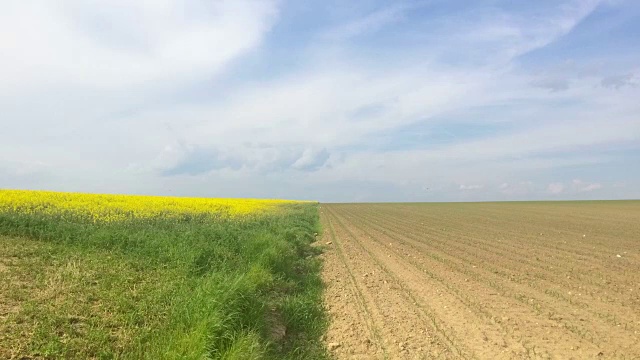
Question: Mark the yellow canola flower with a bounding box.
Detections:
[0,189,307,223]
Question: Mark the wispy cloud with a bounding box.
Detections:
[601,73,639,89]
[531,77,570,92]
[322,3,412,40]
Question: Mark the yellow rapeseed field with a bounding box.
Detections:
[0,189,300,222]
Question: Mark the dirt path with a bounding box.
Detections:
[320,202,640,359]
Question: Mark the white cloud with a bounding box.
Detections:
[547,180,604,195]
[572,179,603,192]
[0,0,278,92]
[500,181,535,196]
[291,148,330,171]
[613,181,627,188]
[548,182,565,194]
[459,184,484,190]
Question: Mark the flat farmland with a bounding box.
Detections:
[320,201,640,359]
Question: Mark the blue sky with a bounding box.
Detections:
[1,0,639,202]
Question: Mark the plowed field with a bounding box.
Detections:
[320,201,640,359]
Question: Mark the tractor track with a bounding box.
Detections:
[320,202,640,359]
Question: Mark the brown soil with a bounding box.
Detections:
[320,201,640,359]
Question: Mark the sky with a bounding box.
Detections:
[1,0,639,202]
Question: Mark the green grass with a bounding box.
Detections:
[0,204,327,359]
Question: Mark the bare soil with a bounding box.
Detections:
[320,201,640,359]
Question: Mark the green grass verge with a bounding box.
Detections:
[0,204,327,359]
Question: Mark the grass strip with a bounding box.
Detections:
[0,203,327,359]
